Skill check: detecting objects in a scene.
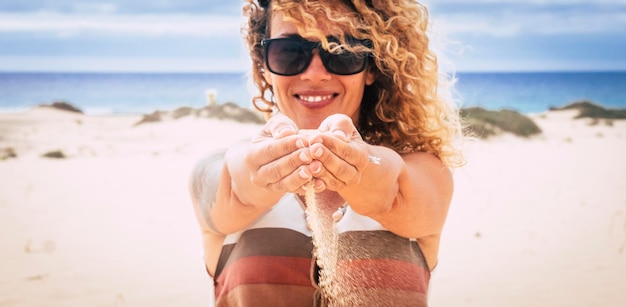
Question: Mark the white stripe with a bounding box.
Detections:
[224,194,311,244]
[224,193,391,244]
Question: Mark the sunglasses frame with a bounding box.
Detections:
[261,37,372,76]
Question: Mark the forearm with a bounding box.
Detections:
[338,145,403,216]
[224,142,286,211]
[189,146,277,236]
[340,149,453,239]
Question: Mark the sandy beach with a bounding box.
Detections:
[1,106,625,306]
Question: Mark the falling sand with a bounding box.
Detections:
[305,182,375,306]
[305,181,340,304]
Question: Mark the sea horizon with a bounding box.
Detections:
[1,70,625,116]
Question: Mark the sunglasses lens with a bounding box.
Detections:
[266,40,311,76]
[264,38,369,76]
[323,51,367,75]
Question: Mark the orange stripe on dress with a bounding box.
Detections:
[215,255,313,297]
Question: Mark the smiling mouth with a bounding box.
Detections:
[297,94,335,103]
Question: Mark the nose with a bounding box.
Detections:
[300,50,332,82]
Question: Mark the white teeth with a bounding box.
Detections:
[300,95,333,103]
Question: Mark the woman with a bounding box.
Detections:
[189,0,464,305]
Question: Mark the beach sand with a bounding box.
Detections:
[1,107,624,306]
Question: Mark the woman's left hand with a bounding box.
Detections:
[304,114,371,192]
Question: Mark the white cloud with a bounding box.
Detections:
[1,1,624,73]
[0,55,251,72]
[431,10,626,37]
[423,0,626,37]
[0,12,244,38]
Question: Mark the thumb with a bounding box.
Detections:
[318,114,354,142]
[267,113,298,138]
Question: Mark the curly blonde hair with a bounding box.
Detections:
[243,0,464,168]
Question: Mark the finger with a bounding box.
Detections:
[293,177,326,196]
[245,134,307,170]
[265,165,315,194]
[307,159,344,191]
[251,147,312,187]
[309,145,360,190]
[311,178,326,192]
[311,135,369,174]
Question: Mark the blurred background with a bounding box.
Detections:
[1,0,625,114]
[1,1,625,307]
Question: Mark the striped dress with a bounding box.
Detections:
[212,194,430,306]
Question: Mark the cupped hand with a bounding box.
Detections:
[245,114,314,194]
[304,114,371,192]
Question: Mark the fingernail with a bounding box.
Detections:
[312,147,323,158]
[311,163,321,174]
[299,150,310,163]
[299,168,309,179]
[296,139,305,148]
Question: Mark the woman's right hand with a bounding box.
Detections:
[244,114,316,195]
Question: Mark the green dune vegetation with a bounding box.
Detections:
[461,100,626,139]
[134,102,265,126]
[460,107,542,139]
[37,99,625,140]
[549,100,626,119]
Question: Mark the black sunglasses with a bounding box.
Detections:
[261,37,371,76]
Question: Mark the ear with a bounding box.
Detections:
[364,69,375,86]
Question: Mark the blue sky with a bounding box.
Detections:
[0,0,625,72]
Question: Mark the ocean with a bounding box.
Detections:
[1,71,625,115]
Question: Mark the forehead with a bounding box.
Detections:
[268,4,356,39]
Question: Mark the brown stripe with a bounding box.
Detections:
[217,228,314,278]
[215,243,235,278]
[216,284,315,307]
[230,228,313,258]
[216,255,313,297]
[324,288,428,307]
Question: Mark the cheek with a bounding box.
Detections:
[271,78,296,111]
[263,69,273,86]
[345,78,367,98]
[272,78,291,98]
